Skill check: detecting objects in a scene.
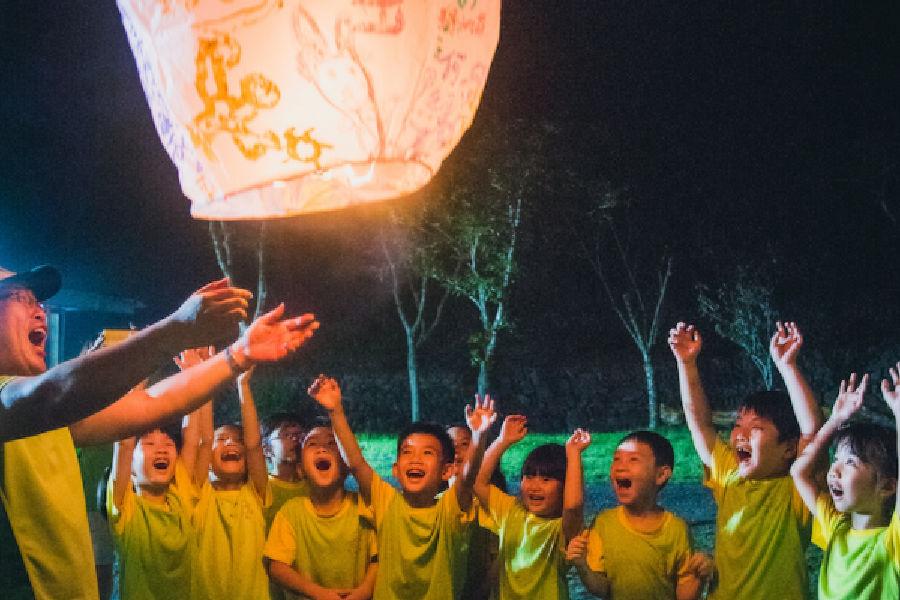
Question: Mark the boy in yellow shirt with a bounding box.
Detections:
[262,412,307,529]
[108,423,198,600]
[668,321,823,600]
[188,360,270,600]
[265,381,378,599]
[791,368,900,599]
[474,414,591,600]
[311,376,496,599]
[567,430,712,599]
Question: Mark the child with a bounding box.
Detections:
[189,365,270,600]
[108,423,198,599]
[668,321,823,600]
[474,413,591,600]
[566,430,712,600]
[264,409,378,599]
[791,368,900,598]
[262,412,308,529]
[310,374,495,599]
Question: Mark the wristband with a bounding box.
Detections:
[224,345,250,373]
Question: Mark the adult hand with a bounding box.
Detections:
[173,346,215,371]
[232,304,319,367]
[168,279,252,347]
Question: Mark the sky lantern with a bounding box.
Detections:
[117,0,501,220]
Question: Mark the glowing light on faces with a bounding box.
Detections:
[519,474,563,518]
[211,425,247,483]
[132,430,177,491]
[610,440,667,508]
[117,0,501,219]
[827,441,886,516]
[729,409,794,479]
[0,287,49,375]
[300,427,345,489]
[392,433,450,504]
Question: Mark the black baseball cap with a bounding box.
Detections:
[0,265,62,301]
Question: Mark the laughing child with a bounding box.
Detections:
[262,412,307,529]
[791,368,900,599]
[668,321,824,599]
[566,430,712,600]
[264,395,378,599]
[474,414,591,600]
[310,375,496,599]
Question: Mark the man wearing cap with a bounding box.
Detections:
[0,265,319,599]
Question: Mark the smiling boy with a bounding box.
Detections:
[791,369,900,599]
[310,375,495,599]
[567,431,711,600]
[264,417,378,599]
[668,321,823,600]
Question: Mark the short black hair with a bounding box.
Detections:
[619,430,675,470]
[396,422,455,465]
[738,390,801,443]
[136,422,182,451]
[260,412,304,441]
[834,423,898,493]
[521,444,567,483]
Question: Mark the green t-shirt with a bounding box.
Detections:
[193,481,269,600]
[108,473,198,600]
[264,490,376,597]
[705,438,810,600]
[0,376,98,600]
[585,506,693,600]
[482,485,569,600]
[813,493,900,599]
[368,472,474,600]
[265,477,308,531]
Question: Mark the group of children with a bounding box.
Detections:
[104,321,900,599]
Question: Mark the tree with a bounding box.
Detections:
[697,265,778,390]
[377,209,454,421]
[573,185,672,429]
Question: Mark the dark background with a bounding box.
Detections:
[2,2,898,426]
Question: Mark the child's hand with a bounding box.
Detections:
[830,373,868,425]
[668,322,702,362]
[498,415,527,447]
[566,428,592,454]
[308,375,342,411]
[465,394,497,436]
[118,435,137,451]
[685,552,714,580]
[770,321,803,367]
[881,362,900,415]
[236,365,255,388]
[173,346,215,371]
[565,529,589,566]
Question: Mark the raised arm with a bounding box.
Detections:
[790,373,867,515]
[668,322,716,466]
[474,414,527,508]
[111,436,137,511]
[881,363,900,518]
[456,394,497,512]
[237,367,268,498]
[309,375,374,503]
[70,305,319,446]
[174,347,214,483]
[563,429,592,542]
[0,279,251,441]
[770,321,823,451]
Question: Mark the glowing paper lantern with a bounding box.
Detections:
[117,0,501,220]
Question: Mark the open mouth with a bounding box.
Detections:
[615,478,632,489]
[28,327,46,347]
[829,484,844,499]
[314,458,332,471]
[406,468,426,481]
[153,458,170,470]
[221,450,242,462]
[735,447,752,463]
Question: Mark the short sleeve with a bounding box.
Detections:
[813,493,842,549]
[106,470,133,535]
[441,485,477,530]
[885,509,900,572]
[263,509,297,565]
[704,438,736,498]
[483,485,516,533]
[671,517,695,585]
[368,472,397,530]
[585,526,606,573]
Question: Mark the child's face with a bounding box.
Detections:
[520,473,563,518]
[393,433,452,501]
[610,439,670,508]
[827,440,891,515]
[210,425,247,483]
[132,429,177,490]
[447,426,472,472]
[300,427,346,489]
[730,409,796,479]
[265,423,303,467]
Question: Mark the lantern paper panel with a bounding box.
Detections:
[117,0,501,220]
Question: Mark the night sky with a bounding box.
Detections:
[1,3,898,375]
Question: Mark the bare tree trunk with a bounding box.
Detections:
[406,334,420,421]
[641,351,658,429]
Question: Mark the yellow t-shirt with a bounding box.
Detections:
[264,490,376,598]
[460,498,500,600]
[812,493,900,599]
[108,472,198,600]
[482,485,569,600]
[705,438,810,600]
[585,506,692,600]
[368,472,474,600]
[193,480,269,600]
[265,477,309,531]
[0,376,98,600]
